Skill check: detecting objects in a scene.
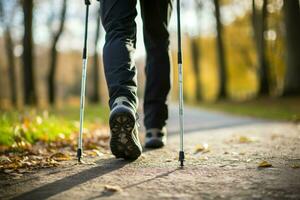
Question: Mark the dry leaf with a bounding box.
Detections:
[290,164,300,169]
[258,161,272,168]
[199,156,208,161]
[194,143,209,154]
[104,185,123,193]
[50,152,71,161]
[239,136,253,143]
[0,156,12,164]
[4,169,15,173]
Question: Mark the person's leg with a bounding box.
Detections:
[100,0,142,159]
[100,0,138,111]
[140,0,173,130]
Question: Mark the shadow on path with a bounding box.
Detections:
[88,168,179,199]
[12,158,130,200]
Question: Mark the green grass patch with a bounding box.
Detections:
[0,104,109,146]
[197,97,300,121]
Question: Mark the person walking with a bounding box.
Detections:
[100,0,173,160]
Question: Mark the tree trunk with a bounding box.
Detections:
[282,0,300,95]
[191,38,202,101]
[252,0,269,96]
[22,0,36,105]
[0,2,17,106]
[48,0,67,105]
[5,29,17,106]
[90,7,101,103]
[213,0,227,99]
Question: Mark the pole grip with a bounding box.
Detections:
[85,0,91,5]
[82,4,89,59]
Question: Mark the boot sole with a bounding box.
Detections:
[109,108,142,160]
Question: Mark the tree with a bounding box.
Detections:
[191,38,201,101]
[22,0,36,105]
[213,0,227,99]
[48,0,67,105]
[190,0,203,102]
[252,0,269,95]
[282,0,300,95]
[0,1,17,106]
[90,6,101,103]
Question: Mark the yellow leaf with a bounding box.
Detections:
[194,143,209,154]
[258,161,272,168]
[239,136,253,143]
[50,152,71,161]
[85,150,103,157]
[194,144,204,153]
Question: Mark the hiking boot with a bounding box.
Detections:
[144,127,167,148]
[109,97,142,160]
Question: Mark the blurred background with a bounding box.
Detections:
[1,0,300,108]
[0,0,300,130]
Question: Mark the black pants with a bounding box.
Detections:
[100,0,173,130]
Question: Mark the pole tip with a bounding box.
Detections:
[77,148,82,163]
[179,151,185,167]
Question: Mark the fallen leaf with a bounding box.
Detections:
[4,169,15,173]
[199,156,208,161]
[239,136,253,143]
[93,149,103,157]
[290,164,300,169]
[194,143,210,154]
[0,156,12,164]
[50,152,71,161]
[258,161,272,168]
[104,185,123,193]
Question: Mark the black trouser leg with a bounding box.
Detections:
[140,0,173,129]
[100,0,138,111]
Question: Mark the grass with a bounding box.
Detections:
[0,104,110,146]
[197,97,300,121]
[1,97,299,146]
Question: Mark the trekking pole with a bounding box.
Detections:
[177,0,185,167]
[77,0,91,163]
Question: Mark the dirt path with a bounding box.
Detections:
[1,105,300,200]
